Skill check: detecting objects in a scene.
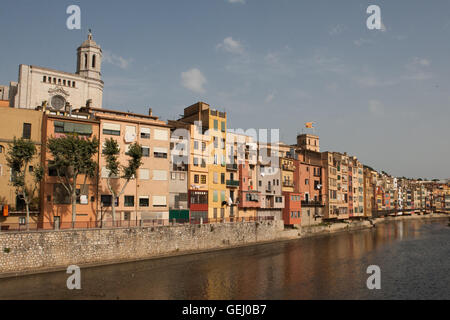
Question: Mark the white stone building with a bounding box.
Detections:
[3,32,103,110]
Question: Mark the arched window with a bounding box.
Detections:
[84,53,88,68]
[92,54,96,68]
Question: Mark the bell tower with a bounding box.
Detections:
[76,30,102,80]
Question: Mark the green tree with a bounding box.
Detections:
[6,138,44,230]
[47,135,98,226]
[103,138,143,223]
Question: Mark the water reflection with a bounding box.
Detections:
[0,218,448,300]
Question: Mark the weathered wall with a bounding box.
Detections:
[0,220,284,274]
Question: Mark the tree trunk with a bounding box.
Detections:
[111,196,116,226]
[72,195,77,228]
[25,202,30,231]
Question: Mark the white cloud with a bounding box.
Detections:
[403,57,432,81]
[103,51,133,69]
[369,100,385,116]
[265,92,275,103]
[217,37,245,55]
[353,38,374,47]
[411,57,431,67]
[181,68,207,93]
[329,24,345,36]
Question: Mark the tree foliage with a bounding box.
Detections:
[103,138,143,222]
[6,138,44,229]
[47,134,98,224]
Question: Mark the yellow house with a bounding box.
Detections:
[169,102,228,221]
[0,107,43,226]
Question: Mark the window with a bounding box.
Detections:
[259,181,262,187]
[201,158,206,168]
[214,120,218,130]
[194,175,199,184]
[0,145,3,153]
[194,141,199,150]
[139,196,149,207]
[153,196,167,207]
[221,191,226,202]
[221,121,225,132]
[193,157,199,167]
[124,196,134,207]
[140,127,151,139]
[213,208,218,218]
[202,142,206,151]
[76,186,89,204]
[103,123,120,136]
[221,173,225,184]
[305,179,309,185]
[53,184,71,204]
[213,137,218,148]
[22,123,31,139]
[100,195,112,207]
[43,76,46,82]
[276,197,283,203]
[171,172,177,180]
[201,175,207,184]
[213,190,218,202]
[139,169,150,180]
[153,147,168,158]
[92,54,96,68]
[16,216,26,225]
[180,173,186,180]
[213,172,218,184]
[154,129,168,141]
[142,146,150,157]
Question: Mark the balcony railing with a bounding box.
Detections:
[226,180,239,187]
[283,181,294,188]
[226,164,238,171]
[282,164,296,172]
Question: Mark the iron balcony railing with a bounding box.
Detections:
[226,180,239,187]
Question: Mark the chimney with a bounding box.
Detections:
[149,108,153,116]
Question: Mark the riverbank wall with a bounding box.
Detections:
[0,213,447,277]
[0,220,284,276]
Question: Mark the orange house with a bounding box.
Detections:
[40,111,100,229]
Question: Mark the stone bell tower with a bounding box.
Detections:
[76,30,102,80]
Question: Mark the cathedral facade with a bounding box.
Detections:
[2,32,103,110]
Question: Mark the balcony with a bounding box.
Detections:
[282,164,296,172]
[301,200,324,207]
[226,180,239,187]
[210,110,226,118]
[283,181,294,188]
[226,164,238,171]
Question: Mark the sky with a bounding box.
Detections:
[1,0,449,179]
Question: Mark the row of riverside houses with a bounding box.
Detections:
[0,100,449,231]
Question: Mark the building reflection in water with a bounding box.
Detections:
[0,218,447,300]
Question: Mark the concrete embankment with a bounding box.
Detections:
[276,213,449,241]
[0,213,447,277]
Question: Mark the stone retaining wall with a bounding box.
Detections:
[0,220,284,275]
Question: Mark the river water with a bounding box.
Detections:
[0,218,449,300]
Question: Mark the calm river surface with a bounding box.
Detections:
[0,218,449,300]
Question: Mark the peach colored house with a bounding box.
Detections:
[89,107,171,224]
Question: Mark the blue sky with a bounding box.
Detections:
[1,0,450,179]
